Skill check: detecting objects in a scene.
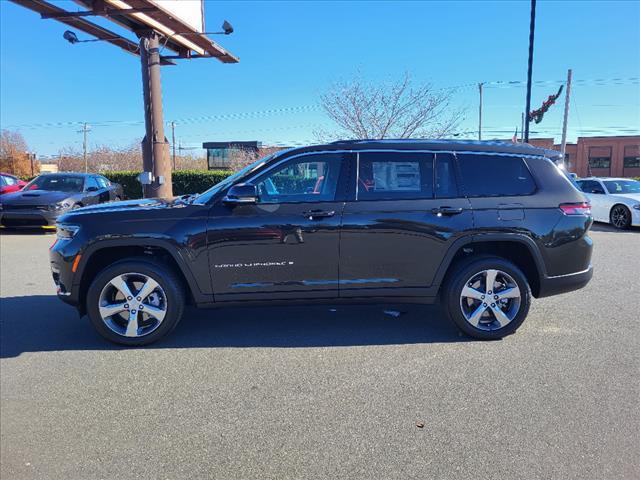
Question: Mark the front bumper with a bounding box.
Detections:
[537,264,593,298]
[0,209,59,228]
[631,207,640,227]
[50,235,83,309]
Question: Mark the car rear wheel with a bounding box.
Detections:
[443,256,531,340]
[86,258,185,345]
[610,204,631,230]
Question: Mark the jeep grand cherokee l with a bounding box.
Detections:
[50,140,593,345]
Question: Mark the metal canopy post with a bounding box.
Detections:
[10,0,239,198]
[140,33,172,198]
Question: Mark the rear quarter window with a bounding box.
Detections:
[457,154,536,197]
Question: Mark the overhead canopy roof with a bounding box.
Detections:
[74,0,239,62]
[11,0,238,64]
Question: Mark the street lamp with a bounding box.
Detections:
[63,30,78,44]
[63,19,234,47]
[63,29,118,44]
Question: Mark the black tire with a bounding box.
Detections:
[609,204,631,230]
[442,256,531,340]
[86,258,185,346]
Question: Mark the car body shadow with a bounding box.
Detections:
[0,295,470,358]
[590,222,640,233]
[0,228,55,236]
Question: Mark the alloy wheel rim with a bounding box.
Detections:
[98,272,167,338]
[611,206,628,228]
[459,269,521,331]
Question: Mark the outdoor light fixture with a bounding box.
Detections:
[160,20,235,55]
[63,30,79,44]
[63,29,119,44]
[221,20,233,35]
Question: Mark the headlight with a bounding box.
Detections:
[56,224,80,239]
[633,204,640,210]
[49,201,72,211]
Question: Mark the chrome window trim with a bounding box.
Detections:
[240,148,550,202]
[355,152,360,200]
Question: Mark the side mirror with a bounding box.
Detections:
[86,186,99,192]
[223,183,258,206]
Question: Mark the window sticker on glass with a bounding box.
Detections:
[372,162,420,191]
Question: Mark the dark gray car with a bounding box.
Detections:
[0,173,123,229]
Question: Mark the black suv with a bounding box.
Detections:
[50,140,593,345]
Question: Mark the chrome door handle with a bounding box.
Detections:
[432,206,463,216]
[302,210,336,220]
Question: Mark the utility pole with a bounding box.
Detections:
[170,121,176,170]
[29,152,35,176]
[78,122,90,172]
[560,69,573,169]
[140,33,172,198]
[478,82,484,141]
[520,112,525,142]
[524,0,537,142]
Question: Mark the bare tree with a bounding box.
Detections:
[0,130,37,176]
[228,146,286,172]
[318,73,463,140]
[54,142,208,172]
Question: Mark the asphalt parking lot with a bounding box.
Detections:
[1,224,639,479]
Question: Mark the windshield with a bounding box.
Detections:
[25,175,84,193]
[194,154,276,204]
[603,179,640,194]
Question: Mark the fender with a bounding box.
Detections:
[72,236,213,305]
[431,232,547,287]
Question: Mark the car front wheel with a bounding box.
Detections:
[86,258,185,345]
[610,204,631,230]
[443,256,531,340]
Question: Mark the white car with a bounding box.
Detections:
[576,177,640,230]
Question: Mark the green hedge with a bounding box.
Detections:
[103,170,233,199]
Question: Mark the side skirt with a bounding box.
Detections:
[194,295,439,309]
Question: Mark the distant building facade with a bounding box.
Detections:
[528,136,640,178]
[202,141,261,170]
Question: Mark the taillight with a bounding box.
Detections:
[559,202,591,215]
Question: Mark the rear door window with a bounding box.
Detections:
[457,154,536,197]
[577,180,605,194]
[435,154,459,198]
[357,152,434,200]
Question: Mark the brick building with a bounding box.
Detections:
[528,136,640,178]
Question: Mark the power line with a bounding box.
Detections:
[4,76,638,131]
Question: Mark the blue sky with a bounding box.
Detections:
[1,0,639,157]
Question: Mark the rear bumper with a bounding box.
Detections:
[537,265,593,298]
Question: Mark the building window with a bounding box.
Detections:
[623,145,640,168]
[588,146,612,170]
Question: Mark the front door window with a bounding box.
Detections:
[254,155,342,204]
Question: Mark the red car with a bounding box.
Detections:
[0,173,27,195]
